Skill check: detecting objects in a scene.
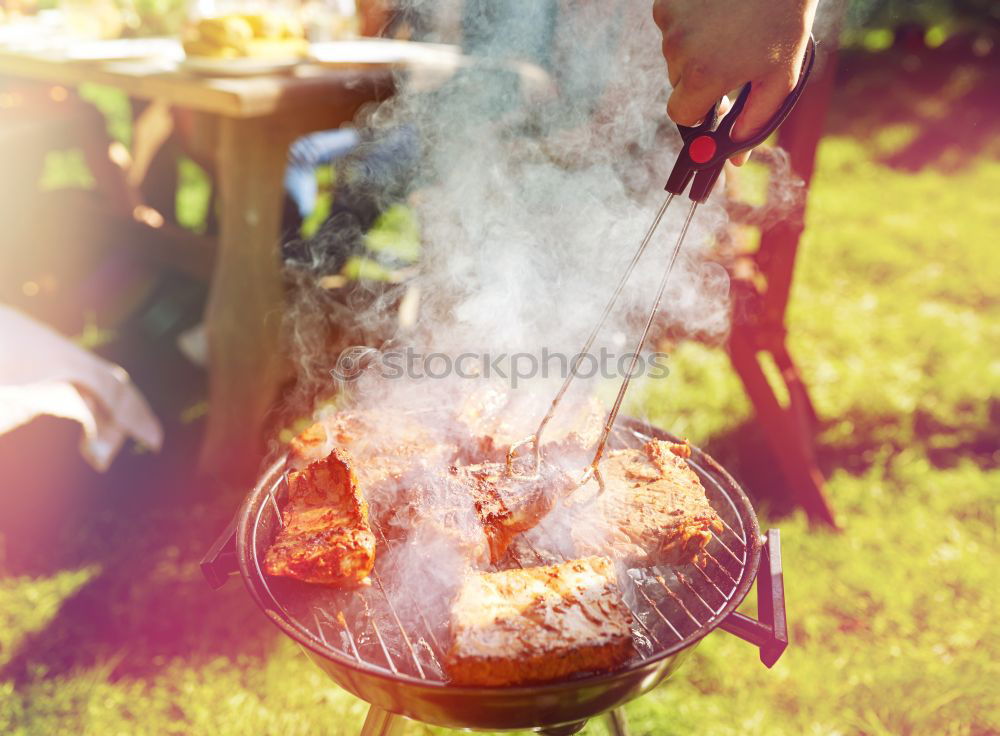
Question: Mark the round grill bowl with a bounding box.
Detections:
[205,418,784,732]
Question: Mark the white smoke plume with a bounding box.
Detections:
[282,0,735,419]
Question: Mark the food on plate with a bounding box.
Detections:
[183,12,307,59]
[554,439,723,568]
[263,449,376,587]
[445,556,634,686]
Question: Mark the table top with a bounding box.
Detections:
[0,38,468,118]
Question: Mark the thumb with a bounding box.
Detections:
[730,69,796,142]
[666,76,724,128]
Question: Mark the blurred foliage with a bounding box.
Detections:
[33,0,189,35]
[340,254,396,281]
[38,149,93,190]
[0,566,99,670]
[363,203,421,264]
[845,0,1000,36]
[301,166,335,238]
[831,12,999,171]
[175,156,211,234]
[73,311,116,349]
[78,84,132,147]
[120,0,188,37]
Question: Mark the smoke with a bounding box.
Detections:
[282,1,742,420]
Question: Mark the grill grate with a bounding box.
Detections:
[251,423,750,684]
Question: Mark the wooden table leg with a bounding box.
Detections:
[198,115,291,482]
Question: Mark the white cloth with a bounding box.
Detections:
[0,305,163,471]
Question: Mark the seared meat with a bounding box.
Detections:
[290,408,456,473]
[454,385,606,467]
[288,408,460,527]
[287,420,330,466]
[264,450,376,587]
[445,556,633,686]
[553,440,723,568]
[399,461,575,567]
[452,380,510,442]
[452,462,575,563]
[391,469,492,569]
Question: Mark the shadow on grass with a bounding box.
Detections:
[0,423,278,686]
[0,299,280,685]
[698,398,1000,519]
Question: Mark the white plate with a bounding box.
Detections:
[308,39,460,68]
[63,37,184,62]
[180,55,302,77]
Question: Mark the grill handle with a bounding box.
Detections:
[201,513,239,589]
[717,528,788,667]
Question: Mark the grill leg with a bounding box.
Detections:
[605,708,631,736]
[538,722,588,736]
[359,706,406,736]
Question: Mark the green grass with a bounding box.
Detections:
[2,132,998,734]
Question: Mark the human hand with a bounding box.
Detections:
[652,0,818,165]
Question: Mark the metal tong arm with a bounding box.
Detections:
[584,199,697,488]
[507,193,676,475]
[666,35,817,203]
[509,37,816,479]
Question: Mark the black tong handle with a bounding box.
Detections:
[201,512,239,590]
[718,528,789,667]
[665,35,817,202]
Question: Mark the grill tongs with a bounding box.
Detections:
[507,37,816,490]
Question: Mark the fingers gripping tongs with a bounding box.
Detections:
[507,37,817,490]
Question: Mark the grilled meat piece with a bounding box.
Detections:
[289,408,456,473]
[391,470,492,569]
[288,408,459,527]
[288,420,331,466]
[516,440,722,569]
[453,462,575,563]
[456,388,606,467]
[452,380,509,442]
[567,439,722,568]
[445,556,634,686]
[264,449,376,587]
[399,462,575,567]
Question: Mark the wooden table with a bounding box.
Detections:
[0,48,400,482]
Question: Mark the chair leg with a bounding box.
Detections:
[359,706,406,736]
[729,332,837,527]
[605,708,631,736]
[771,341,820,430]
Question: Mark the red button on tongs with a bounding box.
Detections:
[665,35,817,203]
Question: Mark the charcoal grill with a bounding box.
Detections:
[202,418,787,735]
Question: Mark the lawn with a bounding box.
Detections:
[1,126,998,734]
